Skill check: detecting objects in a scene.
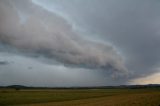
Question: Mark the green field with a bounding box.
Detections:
[0,88,160,106]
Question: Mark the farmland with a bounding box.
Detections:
[0,88,160,106]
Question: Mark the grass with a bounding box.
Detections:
[0,88,160,106]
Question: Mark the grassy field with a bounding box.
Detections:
[0,88,160,106]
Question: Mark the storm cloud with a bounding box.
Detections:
[0,0,128,73]
[0,0,160,86]
[40,0,160,83]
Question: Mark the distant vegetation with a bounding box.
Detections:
[1,84,160,89]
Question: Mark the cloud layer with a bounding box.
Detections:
[0,0,128,73]
[0,0,160,86]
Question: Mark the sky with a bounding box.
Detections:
[0,0,160,87]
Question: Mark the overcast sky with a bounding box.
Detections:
[0,0,160,87]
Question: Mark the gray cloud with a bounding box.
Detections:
[1,0,159,86]
[0,61,9,65]
[0,0,128,76]
[40,0,160,80]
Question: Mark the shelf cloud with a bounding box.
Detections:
[0,0,160,86]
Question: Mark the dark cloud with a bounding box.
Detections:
[0,0,160,86]
[41,0,160,79]
[0,61,9,65]
[0,0,128,74]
